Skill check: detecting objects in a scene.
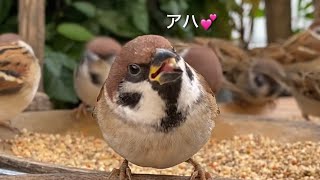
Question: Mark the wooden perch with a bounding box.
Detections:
[0,154,235,180]
[0,172,237,180]
[0,154,94,174]
[0,173,191,180]
[0,173,238,180]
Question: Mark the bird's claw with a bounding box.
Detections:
[190,170,212,180]
[73,103,90,120]
[187,158,212,180]
[303,113,311,121]
[0,121,20,133]
[108,159,132,180]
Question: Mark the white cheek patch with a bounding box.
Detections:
[177,61,202,112]
[79,62,89,77]
[108,81,166,126]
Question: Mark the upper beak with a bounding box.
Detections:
[149,48,183,85]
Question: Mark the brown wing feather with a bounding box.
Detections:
[298,72,320,100]
[0,71,23,94]
[0,42,35,95]
[196,72,220,117]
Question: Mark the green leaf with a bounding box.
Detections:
[44,50,78,103]
[97,10,141,38]
[57,23,94,41]
[160,1,180,14]
[254,8,264,17]
[305,12,314,19]
[0,0,13,24]
[72,1,96,17]
[131,0,149,33]
[302,1,313,10]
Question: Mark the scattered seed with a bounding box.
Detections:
[8,131,320,179]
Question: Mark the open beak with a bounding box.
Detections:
[149,49,183,85]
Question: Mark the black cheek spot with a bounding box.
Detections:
[117,92,142,108]
[90,72,103,86]
[185,63,194,81]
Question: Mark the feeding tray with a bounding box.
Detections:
[0,97,319,180]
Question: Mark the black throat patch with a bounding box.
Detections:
[151,78,186,132]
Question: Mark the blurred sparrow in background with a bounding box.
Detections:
[74,37,121,119]
[0,33,22,43]
[282,58,320,120]
[0,40,40,131]
[225,57,287,106]
[180,46,223,94]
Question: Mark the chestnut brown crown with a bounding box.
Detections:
[86,37,122,59]
[0,33,22,44]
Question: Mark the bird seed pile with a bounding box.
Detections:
[8,130,320,180]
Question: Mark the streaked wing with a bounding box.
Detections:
[303,71,320,100]
[0,41,35,95]
[0,71,23,94]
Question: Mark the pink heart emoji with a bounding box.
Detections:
[210,14,217,22]
[200,19,212,30]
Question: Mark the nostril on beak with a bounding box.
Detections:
[152,48,177,66]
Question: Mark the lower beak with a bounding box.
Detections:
[149,57,183,85]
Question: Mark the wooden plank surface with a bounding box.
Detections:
[0,173,235,180]
[0,154,236,180]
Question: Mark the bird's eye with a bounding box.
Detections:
[254,74,266,87]
[128,64,141,75]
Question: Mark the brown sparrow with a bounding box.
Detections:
[0,40,41,130]
[227,57,287,105]
[94,35,219,180]
[74,37,121,118]
[249,20,320,65]
[171,42,223,94]
[283,58,320,120]
[0,33,21,43]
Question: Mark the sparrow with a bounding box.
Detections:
[223,57,287,106]
[281,22,320,63]
[197,38,286,106]
[0,33,22,43]
[250,20,320,65]
[94,35,219,180]
[282,58,320,120]
[179,46,223,94]
[74,37,121,118]
[249,43,293,64]
[0,40,41,130]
